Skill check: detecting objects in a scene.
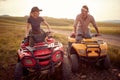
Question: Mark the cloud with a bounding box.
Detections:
[0,0,7,1]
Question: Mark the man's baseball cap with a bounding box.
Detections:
[31,7,42,12]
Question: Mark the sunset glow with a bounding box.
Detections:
[0,0,120,21]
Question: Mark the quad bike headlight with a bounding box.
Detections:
[52,50,63,62]
[56,53,62,59]
[22,57,36,67]
[79,49,86,54]
[101,49,107,54]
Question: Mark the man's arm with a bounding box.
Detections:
[91,16,100,35]
[73,15,79,34]
[94,26,99,34]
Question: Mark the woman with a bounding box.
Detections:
[26,7,51,46]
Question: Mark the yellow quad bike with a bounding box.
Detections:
[68,33,111,73]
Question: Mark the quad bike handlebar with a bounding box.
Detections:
[91,33,101,37]
[46,31,53,38]
[70,32,101,38]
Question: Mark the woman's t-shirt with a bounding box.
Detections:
[27,16,44,33]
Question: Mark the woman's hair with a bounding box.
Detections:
[30,12,32,17]
[29,7,42,17]
[82,5,89,12]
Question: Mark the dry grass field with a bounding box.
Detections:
[0,16,120,79]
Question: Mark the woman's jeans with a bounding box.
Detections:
[29,29,46,47]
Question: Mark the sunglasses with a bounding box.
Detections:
[81,8,88,13]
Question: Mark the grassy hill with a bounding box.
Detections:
[44,16,73,26]
[0,16,74,26]
[0,16,120,35]
[1,16,120,26]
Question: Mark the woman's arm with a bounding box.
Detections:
[25,23,31,37]
[42,20,51,32]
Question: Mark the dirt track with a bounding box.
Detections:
[52,29,120,47]
[1,29,120,80]
[64,54,120,80]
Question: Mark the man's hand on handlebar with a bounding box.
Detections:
[96,33,101,36]
[94,33,101,37]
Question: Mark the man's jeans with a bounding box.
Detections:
[75,29,91,42]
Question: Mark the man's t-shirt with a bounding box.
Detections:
[74,14,97,34]
[27,16,44,33]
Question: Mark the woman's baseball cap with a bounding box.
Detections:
[31,7,42,12]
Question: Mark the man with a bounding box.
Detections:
[73,5,100,42]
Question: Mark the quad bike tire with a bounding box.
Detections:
[67,42,72,58]
[71,54,79,73]
[48,55,71,80]
[62,55,71,80]
[103,55,111,69]
[99,55,111,69]
[68,42,72,53]
[14,62,29,80]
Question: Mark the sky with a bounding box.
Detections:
[0,0,120,21]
